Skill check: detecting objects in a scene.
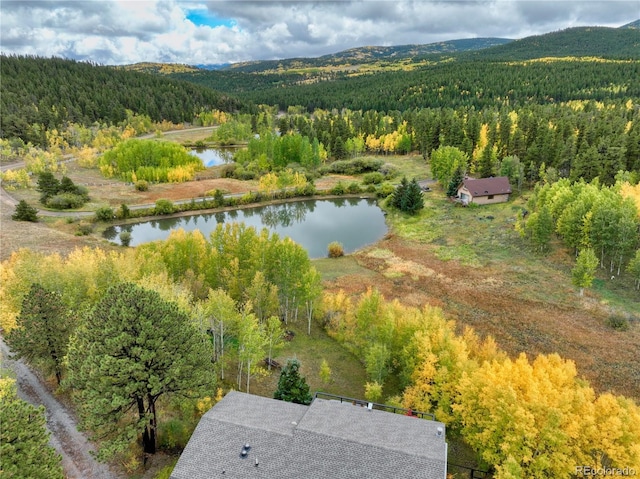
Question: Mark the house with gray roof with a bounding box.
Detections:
[170,391,448,479]
[456,176,512,205]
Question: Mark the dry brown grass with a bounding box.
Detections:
[328,235,640,400]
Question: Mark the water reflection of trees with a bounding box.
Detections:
[103,224,136,241]
[259,201,313,228]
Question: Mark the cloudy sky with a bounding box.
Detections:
[1,1,637,66]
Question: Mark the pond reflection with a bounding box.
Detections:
[190,147,237,167]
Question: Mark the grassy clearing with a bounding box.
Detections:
[313,256,377,281]
[247,320,368,400]
[377,153,430,181]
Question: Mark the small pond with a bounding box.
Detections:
[190,147,237,167]
[103,198,387,259]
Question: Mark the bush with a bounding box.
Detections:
[94,206,115,222]
[219,163,237,178]
[346,182,362,194]
[46,193,86,209]
[380,163,399,180]
[233,166,257,180]
[135,180,149,191]
[376,182,395,198]
[154,199,175,215]
[11,200,38,222]
[323,158,384,175]
[362,172,385,185]
[119,203,130,219]
[158,419,191,450]
[606,315,629,331]
[328,241,345,258]
[76,222,93,236]
[330,182,345,195]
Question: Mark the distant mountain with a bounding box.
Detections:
[194,63,231,70]
[620,19,640,29]
[121,62,200,74]
[223,38,512,73]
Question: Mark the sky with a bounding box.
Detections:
[0,1,637,66]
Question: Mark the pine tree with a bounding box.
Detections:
[390,176,409,209]
[66,283,214,459]
[274,358,312,405]
[7,283,71,385]
[0,378,64,479]
[447,167,464,197]
[36,171,60,204]
[402,178,425,214]
[11,199,38,222]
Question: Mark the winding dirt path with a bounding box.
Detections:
[0,338,117,479]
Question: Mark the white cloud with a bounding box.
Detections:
[0,0,636,65]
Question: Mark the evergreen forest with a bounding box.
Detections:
[1,23,640,479]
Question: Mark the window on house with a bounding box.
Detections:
[487,195,494,199]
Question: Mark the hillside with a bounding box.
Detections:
[222,37,512,73]
[164,25,639,111]
[460,26,640,61]
[0,55,243,146]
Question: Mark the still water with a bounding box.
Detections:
[190,147,236,167]
[103,198,388,259]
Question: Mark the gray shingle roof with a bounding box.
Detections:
[171,391,447,479]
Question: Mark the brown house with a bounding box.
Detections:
[456,176,512,205]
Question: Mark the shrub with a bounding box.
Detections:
[135,180,149,191]
[376,182,395,198]
[46,193,86,209]
[606,315,630,331]
[347,182,362,194]
[380,163,399,180]
[327,241,345,258]
[94,206,115,222]
[119,203,130,219]
[362,172,385,185]
[324,158,384,175]
[330,182,345,195]
[296,183,317,196]
[233,166,256,180]
[76,222,93,236]
[11,200,38,222]
[154,199,175,215]
[219,163,237,178]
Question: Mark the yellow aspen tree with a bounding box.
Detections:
[258,172,279,198]
[454,353,598,478]
[587,393,640,469]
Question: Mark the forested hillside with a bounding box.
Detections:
[0,55,243,146]
[168,26,639,111]
[221,37,513,73]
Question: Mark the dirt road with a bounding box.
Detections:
[0,338,117,479]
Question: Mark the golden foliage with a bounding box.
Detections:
[620,182,640,216]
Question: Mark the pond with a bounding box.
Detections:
[103,198,387,259]
[190,147,237,167]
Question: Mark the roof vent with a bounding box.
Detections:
[437,427,443,437]
[367,402,373,411]
[240,443,251,459]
